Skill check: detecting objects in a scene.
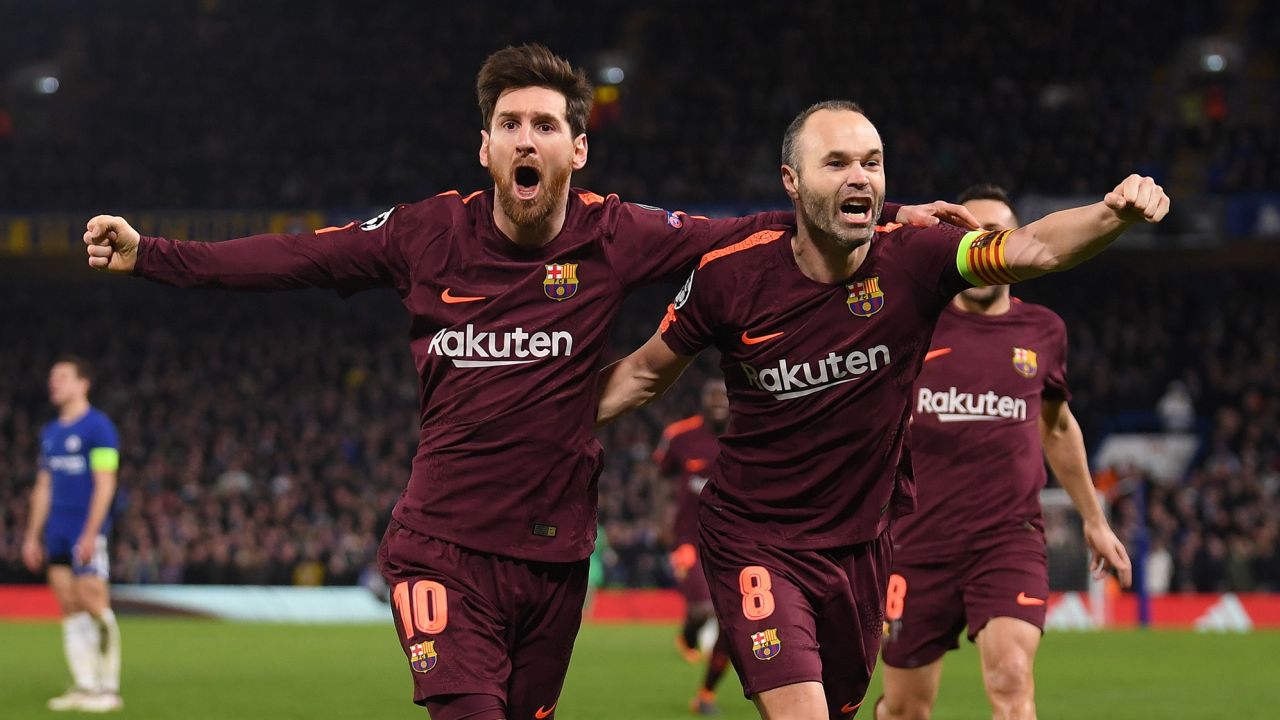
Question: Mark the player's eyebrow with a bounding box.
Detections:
[495,110,563,127]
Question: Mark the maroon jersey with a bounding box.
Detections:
[134,188,794,562]
[891,300,1070,561]
[660,222,998,549]
[653,415,719,546]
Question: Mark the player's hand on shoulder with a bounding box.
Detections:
[895,201,981,230]
[1103,174,1169,225]
[84,215,141,273]
[21,536,43,572]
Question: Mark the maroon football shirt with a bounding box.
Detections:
[660,222,994,549]
[134,188,795,562]
[654,415,720,546]
[891,300,1070,561]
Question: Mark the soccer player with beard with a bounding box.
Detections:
[654,378,732,715]
[597,101,1168,719]
[80,47,965,720]
[875,185,1132,720]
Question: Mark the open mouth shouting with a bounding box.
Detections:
[514,165,542,201]
[839,196,873,225]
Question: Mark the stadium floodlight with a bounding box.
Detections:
[35,76,60,94]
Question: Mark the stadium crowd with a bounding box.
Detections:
[1,0,1276,593]
[0,267,1276,592]
[2,0,1271,216]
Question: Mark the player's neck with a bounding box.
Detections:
[791,223,870,284]
[58,398,90,423]
[952,291,1012,316]
[491,193,568,249]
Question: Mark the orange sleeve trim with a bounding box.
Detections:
[658,302,678,334]
[315,222,355,235]
[875,222,903,233]
[577,191,606,205]
[435,190,460,198]
[662,415,704,440]
[697,229,785,269]
[462,189,484,204]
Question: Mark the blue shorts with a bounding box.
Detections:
[45,529,110,579]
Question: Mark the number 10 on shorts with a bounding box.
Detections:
[392,580,449,638]
[739,566,775,620]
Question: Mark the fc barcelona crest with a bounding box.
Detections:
[750,629,782,660]
[409,641,438,673]
[847,277,885,317]
[544,263,580,301]
[1012,347,1038,378]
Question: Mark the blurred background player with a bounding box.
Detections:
[21,357,123,713]
[876,184,1133,720]
[654,378,732,715]
[598,101,1168,719]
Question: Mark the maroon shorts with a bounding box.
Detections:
[881,525,1048,669]
[700,521,891,717]
[378,519,588,719]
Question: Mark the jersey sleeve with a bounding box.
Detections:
[88,415,121,473]
[899,223,1017,301]
[657,265,720,357]
[1042,315,1072,402]
[604,199,792,288]
[135,205,412,296]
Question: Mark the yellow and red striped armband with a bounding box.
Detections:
[956,229,1018,287]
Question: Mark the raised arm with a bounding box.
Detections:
[597,329,695,427]
[1040,398,1132,587]
[83,209,408,293]
[995,175,1168,282]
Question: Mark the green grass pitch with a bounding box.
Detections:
[0,619,1275,718]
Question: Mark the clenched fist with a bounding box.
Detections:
[83,215,141,273]
[1104,175,1170,224]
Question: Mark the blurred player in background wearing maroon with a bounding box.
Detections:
[876,185,1132,720]
[655,378,732,715]
[81,45,968,720]
[598,101,1167,719]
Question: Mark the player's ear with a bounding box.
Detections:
[478,130,491,169]
[781,164,800,202]
[572,134,588,171]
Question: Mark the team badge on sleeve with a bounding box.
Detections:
[408,641,438,673]
[750,629,782,660]
[1012,347,1038,378]
[543,263,580,301]
[847,276,885,317]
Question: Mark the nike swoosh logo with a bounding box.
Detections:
[441,288,487,304]
[841,700,862,714]
[741,330,784,345]
[535,702,557,718]
[924,347,952,362]
[1016,592,1046,606]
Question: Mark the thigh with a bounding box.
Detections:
[815,535,891,718]
[506,559,590,720]
[699,524,823,698]
[880,557,967,670]
[47,564,79,614]
[379,521,511,706]
[962,531,1049,641]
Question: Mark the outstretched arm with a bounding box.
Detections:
[1040,398,1132,587]
[959,175,1169,286]
[597,330,696,427]
[84,211,406,293]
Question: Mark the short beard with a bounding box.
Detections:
[798,185,877,250]
[491,163,571,229]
